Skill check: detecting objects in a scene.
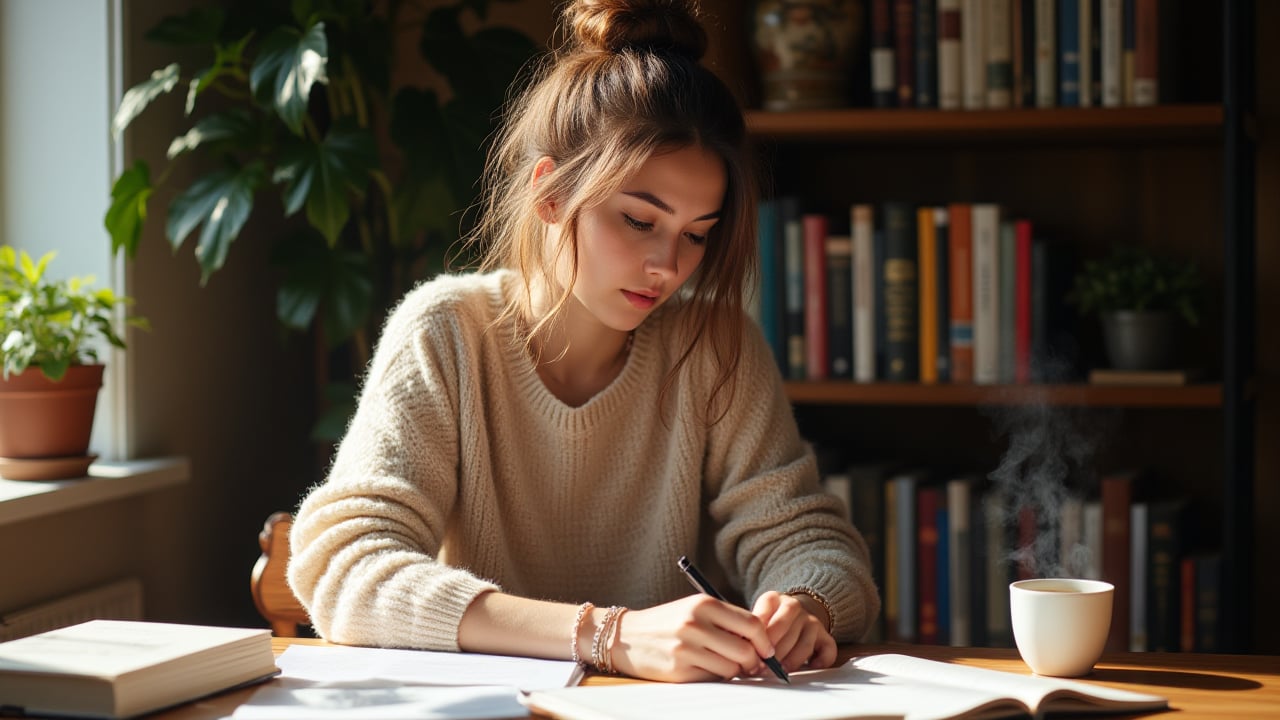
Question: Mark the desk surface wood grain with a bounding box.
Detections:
[147,637,1279,720]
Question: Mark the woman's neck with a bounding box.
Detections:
[525,287,634,407]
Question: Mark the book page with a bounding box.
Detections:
[849,654,1167,713]
[275,644,582,691]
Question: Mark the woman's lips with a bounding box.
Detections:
[622,289,658,309]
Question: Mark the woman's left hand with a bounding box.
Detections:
[750,591,837,673]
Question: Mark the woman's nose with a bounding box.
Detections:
[645,234,680,278]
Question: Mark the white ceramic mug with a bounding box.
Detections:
[1010,578,1114,677]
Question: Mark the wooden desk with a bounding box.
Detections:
[153,638,1280,719]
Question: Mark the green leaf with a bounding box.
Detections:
[249,22,329,136]
[167,109,257,159]
[105,161,153,259]
[165,162,265,283]
[272,122,377,245]
[112,63,181,138]
[144,7,226,45]
[271,234,372,345]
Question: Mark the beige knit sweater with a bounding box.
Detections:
[287,270,880,651]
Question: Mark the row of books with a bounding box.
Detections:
[870,0,1161,110]
[754,198,1078,384]
[822,463,1222,653]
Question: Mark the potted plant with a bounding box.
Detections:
[0,246,147,479]
[1067,245,1204,371]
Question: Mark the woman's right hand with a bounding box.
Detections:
[606,594,778,682]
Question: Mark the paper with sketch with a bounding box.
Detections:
[523,653,1169,720]
[230,644,582,720]
[273,644,582,691]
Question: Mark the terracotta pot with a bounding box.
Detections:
[0,364,104,459]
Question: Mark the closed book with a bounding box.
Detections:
[1101,0,1123,106]
[883,202,919,382]
[933,208,952,382]
[894,0,917,107]
[983,488,1013,646]
[803,214,830,380]
[947,203,975,383]
[917,484,943,644]
[917,207,939,384]
[891,470,923,642]
[985,0,1013,108]
[916,0,939,107]
[937,0,964,109]
[781,197,806,380]
[1194,552,1222,652]
[1058,0,1082,106]
[0,620,276,720]
[1102,471,1137,652]
[1122,0,1136,104]
[1014,0,1037,107]
[1130,501,1148,652]
[1013,219,1032,383]
[850,461,895,642]
[1034,0,1056,107]
[757,199,786,371]
[826,234,854,379]
[970,203,1001,385]
[997,220,1016,384]
[1146,498,1190,652]
[1088,0,1104,103]
[852,204,878,382]
[1180,555,1196,652]
[936,505,952,646]
[874,226,889,379]
[871,0,898,108]
[1132,0,1158,105]
[946,475,976,647]
[962,0,987,108]
[1078,0,1095,106]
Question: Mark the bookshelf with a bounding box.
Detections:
[701,0,1258,652]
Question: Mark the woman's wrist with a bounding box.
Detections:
[785,587,835,634]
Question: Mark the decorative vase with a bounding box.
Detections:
[0,363,103,479]
[1101,310,1179,371]
[753,0,865,111]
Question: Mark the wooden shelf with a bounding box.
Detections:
[745,105,1224,143]
[783,381,1224,408]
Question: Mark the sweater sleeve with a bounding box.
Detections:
[286,287,500,651]
[703,318,881,643]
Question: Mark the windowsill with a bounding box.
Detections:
[0,456,190,525]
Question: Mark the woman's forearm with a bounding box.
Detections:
[457,591,589,661]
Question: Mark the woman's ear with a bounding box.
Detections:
[532,157,558,224]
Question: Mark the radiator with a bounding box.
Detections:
[0,578,143,642]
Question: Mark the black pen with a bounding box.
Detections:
[676,555,791,684]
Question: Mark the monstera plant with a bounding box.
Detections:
[105,0,538,439]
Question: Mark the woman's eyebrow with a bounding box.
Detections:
[622,190,721,221]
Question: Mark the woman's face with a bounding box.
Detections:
[556,144,726,333]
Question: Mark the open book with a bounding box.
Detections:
[0,619,277,719]
[524,653,1169,720]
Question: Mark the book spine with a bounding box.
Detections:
[936,505,951,646]
[851,466,889,641]
[872,0,898,108]
[983,490,1012,646]
[971,203,1001,385]
[893,473,920,642]
[1146,499,1188,652]
[1013,219,1032,384]
[947,477,972,647]
[938,0,964,109]
[826,235,854,380]
[1089,0,1104,102]
[874,226,888,379]
[1102,472,1133,651]
[852,204,878,382]
[933,208,951,382]
[916,0,939,107]
[1034,0,1056,107]
[1179,555,1195,652]
[1058,0,1081,106]
[782,198,806,380]
[1083,500,1103,579]
[997,220,1016,384]
[884,478,901,639]
[962,0,987,108]
[757,199,785,372]
[1130,501,1148,651]
[918,207,939,384]
[917,484,942,644]
[895,0,917,107]
[1101,0,1123,105]
[947,203,974,383]
[1078,0,1093,106]
[1195,552,1221,652]
[803,214,830,381]
[1122,0,1135,103]
[985,0,1013,108]
[883,202,919,382]
[1132,0,1158,105]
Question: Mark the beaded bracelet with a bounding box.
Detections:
[786,586,835,634]
[570,602,594,666]
[590,605,627,673]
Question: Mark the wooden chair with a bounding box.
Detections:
[250,511,310,637]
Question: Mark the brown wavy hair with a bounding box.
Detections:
[467,0,758,424]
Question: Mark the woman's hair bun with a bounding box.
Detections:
[564,0,707,60]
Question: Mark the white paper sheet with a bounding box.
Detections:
[231,678,528,720]
[272,644,582,691]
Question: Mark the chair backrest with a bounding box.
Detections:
[251,511,310,637]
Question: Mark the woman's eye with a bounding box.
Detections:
[623,214,653,231]
[685,232,707,246]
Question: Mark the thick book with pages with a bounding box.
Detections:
[0,619,277,719]
[524,653,1168,720]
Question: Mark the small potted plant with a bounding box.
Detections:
[1067,245,1203,371]
[0,246,147,479]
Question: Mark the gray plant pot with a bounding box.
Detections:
[1101,310,1179,370]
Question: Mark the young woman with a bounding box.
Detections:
[287,0,879,683]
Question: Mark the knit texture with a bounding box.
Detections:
[287,270,880,650]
